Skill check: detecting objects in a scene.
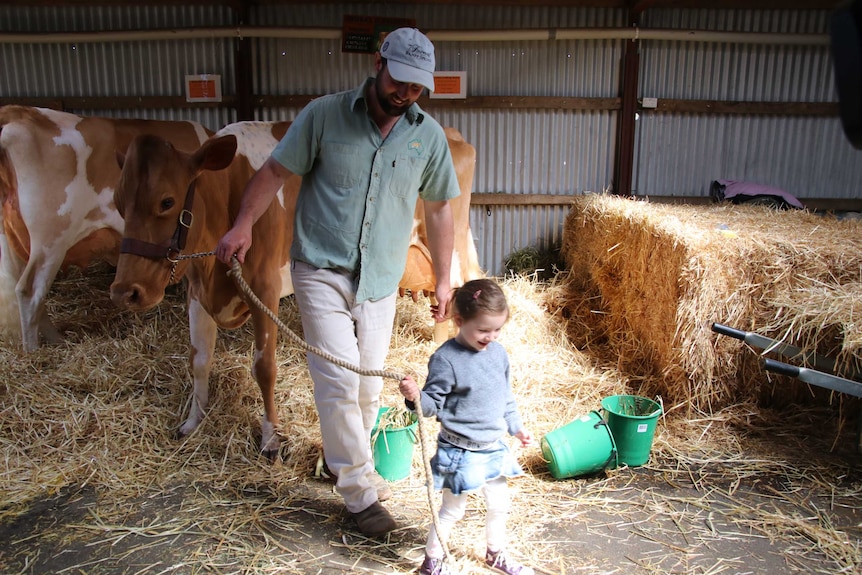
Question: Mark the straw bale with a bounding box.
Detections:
[553,193,862,412]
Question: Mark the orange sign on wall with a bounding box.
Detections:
[431,72,467,99]
[185,74,222,103]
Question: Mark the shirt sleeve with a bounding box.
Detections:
[271,99,322,176]
[418,351,457,418]
[418,121,461,203]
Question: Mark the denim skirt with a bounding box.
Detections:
[431,439,524,495]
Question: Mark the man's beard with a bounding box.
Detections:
[375,76,411,117]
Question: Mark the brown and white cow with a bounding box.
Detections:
[0,105,212,351]
[110,121,481,457]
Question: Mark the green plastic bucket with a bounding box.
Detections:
[601,395,662,467]
[371,407,418,481]
[541,410,618,479]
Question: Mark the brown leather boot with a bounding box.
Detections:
[350,501,398,537]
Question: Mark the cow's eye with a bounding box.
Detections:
[160,198,175,211]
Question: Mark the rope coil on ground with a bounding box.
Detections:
[227,257,452,563]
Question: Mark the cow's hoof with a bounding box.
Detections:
[261,447,281,463]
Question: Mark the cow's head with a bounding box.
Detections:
[110,134,237,311]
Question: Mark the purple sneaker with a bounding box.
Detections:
[485,549,535,575]
[419,555,457,575]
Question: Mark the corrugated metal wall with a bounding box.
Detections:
[0,4,237,128]
[0,3,855,275]
[635,8,862,201]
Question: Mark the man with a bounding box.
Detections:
[216,27,459,537]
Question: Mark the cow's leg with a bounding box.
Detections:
[248,287,281,461]
[0,229,24,339]
[430,294,451,343]
[181,295,217,437]
[14,250,64,352]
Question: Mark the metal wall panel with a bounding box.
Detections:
[75,107,234,133]
[3,39,234,99]
[470,204,570,277]
[0,5,232,31]
[634,112,862,199]
[633,8,861,200]
[640,8,829,34]
[254,38,372,96]
[429,108,616,195]
[1,4,234,128]
[249,3,626,30]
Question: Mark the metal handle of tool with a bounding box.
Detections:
[711,322,747,341]
[712,322,847,377]
[762,358,800,378]
[762,358,862,398]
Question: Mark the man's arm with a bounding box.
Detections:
[216,157,294,264]
[422,199,455,322]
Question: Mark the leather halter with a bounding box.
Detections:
[119,179,197,262]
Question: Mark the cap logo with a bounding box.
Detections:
[406,44,433,65]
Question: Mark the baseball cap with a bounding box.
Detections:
[379,27,436,92]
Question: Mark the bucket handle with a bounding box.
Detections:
[376,424,420,453]
[590,410,619,470]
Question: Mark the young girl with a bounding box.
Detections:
[400,278,535,575]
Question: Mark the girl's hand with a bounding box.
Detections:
[515,429,535,448]
[399,375,421,403]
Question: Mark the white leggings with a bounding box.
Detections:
[426,476,510,558]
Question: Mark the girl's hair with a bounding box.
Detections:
[452,278,509,321]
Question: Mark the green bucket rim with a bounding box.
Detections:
[371,407,419,452]
[601,394,663,419]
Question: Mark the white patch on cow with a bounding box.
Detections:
[250,341,265,382]
[97,185,125,232]
[215,121,287,208]
[214,294,248,325]
[190,122,210,145]
[182,297,217,436]
[53,128,101,220]
[260,418,279,454]
[450,249,464,286]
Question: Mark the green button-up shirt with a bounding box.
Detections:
[272,78,461,302]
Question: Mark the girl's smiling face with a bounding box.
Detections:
[454,311,509,352]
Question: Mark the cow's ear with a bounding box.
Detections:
[115,149,125,169]
[194,134,237,173]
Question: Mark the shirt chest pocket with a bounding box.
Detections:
[388,154,428,198]
[322,142,362,189]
